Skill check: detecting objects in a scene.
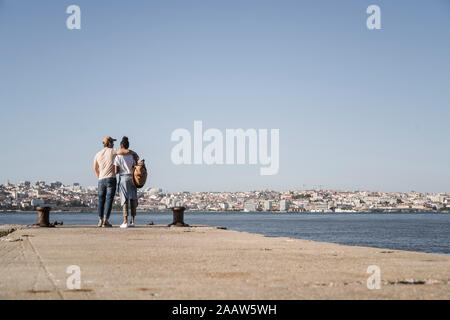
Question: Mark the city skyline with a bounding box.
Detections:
[1,178,449,213]
[2,178,450,195]
[1,1,450,193]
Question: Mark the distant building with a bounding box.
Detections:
[220,203,229,210]
[279,200,289,211]
[71,184,82,192]
[170,199,183,207]
[50,181,63,188]
[20,181,31,187]
[444,198,450,207]
[35,181,46,187]
[310,203,328,212]
[148,188,162,195]
[264,200,273,211]
[31,199,44,207]
[244,202,257,212]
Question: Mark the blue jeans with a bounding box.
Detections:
[98,177,117,220]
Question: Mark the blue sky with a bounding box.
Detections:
[0,0,449,192]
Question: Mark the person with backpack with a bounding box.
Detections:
[114,136,140,228]
[94,136,139,228]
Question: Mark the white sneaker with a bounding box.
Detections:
[120,223,128,228]
[128,223,135,228]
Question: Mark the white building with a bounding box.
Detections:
[279,200,289,211]
[310,203,328,213]
[31,199,44,207]
[148,188,162,195]
[220,203,229,210]
[244,202,257,212]
[264,200,273,211]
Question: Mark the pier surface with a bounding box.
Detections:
[0,225,449,299]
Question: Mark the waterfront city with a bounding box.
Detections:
[1,180,449,213]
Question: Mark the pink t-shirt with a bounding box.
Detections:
[94,148,119,180]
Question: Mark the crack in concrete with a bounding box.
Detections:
[25,236,64,299]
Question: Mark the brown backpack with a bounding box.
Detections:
[133,159,148,189]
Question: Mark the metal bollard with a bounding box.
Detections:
[168,206,189,227]
[36,207,52,227]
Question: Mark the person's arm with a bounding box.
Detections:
[116,148,139,162]
[94,160,100,179]
[116,148,132,155]
[114,165,119,175]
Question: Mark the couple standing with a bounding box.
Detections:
[94,136,139,228]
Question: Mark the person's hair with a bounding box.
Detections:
[120,136,130,149]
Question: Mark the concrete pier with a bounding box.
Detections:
[0,225,449,299]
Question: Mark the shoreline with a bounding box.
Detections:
[1,223,448,257]
[0,225,449,299]
[2,210,450,214]
[2,213,449,256]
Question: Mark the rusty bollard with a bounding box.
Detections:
[36,207,52,227]
[168,206,189,227]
